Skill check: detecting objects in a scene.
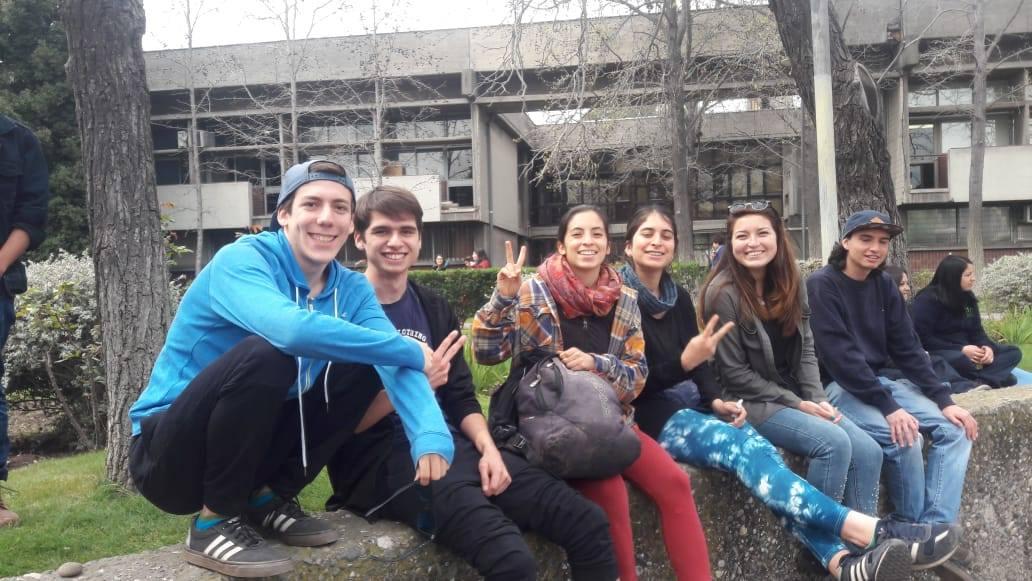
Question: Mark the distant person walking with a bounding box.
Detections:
[0,115,50,528]
[708,234,725,270]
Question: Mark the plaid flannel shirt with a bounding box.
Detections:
[472,273,647,411]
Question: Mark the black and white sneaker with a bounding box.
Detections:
[185,516,293,578]
[874,518,932,545]
[246,496,339,547]
[838,539,911,581]
[910,522,963,570]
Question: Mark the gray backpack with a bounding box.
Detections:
[511,355,641,479]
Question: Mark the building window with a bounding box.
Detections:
[909,124,935,156]
[906,205,1022,247]
[155,157,188,185]
[906,208,960,246]
[694,166,783,220]
[448,185,473,207]
[909,163,936,189]
[447,149,473,180]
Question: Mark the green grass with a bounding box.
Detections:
[0,451,334,577]
[1020,344,1032,372]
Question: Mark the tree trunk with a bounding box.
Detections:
[62,0,173,488]
[768,0,908,268]
[967,0,987,274]
[665,0,695,261]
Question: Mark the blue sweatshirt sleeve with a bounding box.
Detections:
[882,280,955,410]
[207,244,424,369]
[806,273,900,416]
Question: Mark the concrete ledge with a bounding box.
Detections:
[7,387,1032,581]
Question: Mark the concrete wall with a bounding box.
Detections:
[947,145,1032,202]
[353,175,445,222]
[157,182,252,230]
[837,0,1032,45]
[18,388,1032,581]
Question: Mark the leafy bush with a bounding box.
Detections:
[974,252,1032,311]
[409,268,500,322]
[5,252,104,450]
[669,262,709,295]
[984,307,1032,346]
[978,253,1032,312]
[5,252,184,451]
[910,270,933,293]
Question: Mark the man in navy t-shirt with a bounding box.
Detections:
[807,211,976,571]
[326,185,617,580]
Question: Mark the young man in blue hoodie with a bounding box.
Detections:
[806,211,976,571]
[326,185,617,580]
[129,160,453,578]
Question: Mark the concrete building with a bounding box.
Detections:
[143,0,1032,272]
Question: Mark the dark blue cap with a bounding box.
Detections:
[840,210,903,240]
[269,160,355,231]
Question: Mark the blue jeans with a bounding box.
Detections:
[658,408,850,568]
[756,407,883,516]
[0,296,14,481]
[825,377,971,524]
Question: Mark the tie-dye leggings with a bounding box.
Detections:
[658,408,851,567]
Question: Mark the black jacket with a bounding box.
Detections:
[911,289,995,353]
[325,280,481,513]
[409,281,482,424]
[0,115,49,251]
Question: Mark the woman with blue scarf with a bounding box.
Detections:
[621,206,926,581]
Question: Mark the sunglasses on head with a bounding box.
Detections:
[728,200,771,214]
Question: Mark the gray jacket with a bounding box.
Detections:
[701,270,827,426]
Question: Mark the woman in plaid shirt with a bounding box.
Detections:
[473,205,711,581]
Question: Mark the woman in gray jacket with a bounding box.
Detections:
[699,201,883,518]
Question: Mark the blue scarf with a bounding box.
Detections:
[619,264,679,316]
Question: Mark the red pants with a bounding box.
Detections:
[571,425,711,581]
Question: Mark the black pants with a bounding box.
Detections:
[130,336,382,517]
[931,344,1023,388]
[329,434,617,581]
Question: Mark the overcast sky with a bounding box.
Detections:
[142,0,528,51]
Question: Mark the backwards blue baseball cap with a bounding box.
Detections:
[840,209,904,240]
[269,160,355,231]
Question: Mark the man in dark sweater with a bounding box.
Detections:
[326,185,616,580]
[806,211,976,568]
[0,115,50,527]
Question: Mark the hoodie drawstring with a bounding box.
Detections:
[294,286,309,476]
[323,288,337,412]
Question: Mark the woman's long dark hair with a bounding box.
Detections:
[700,206,802,335]
[917,255,975,312]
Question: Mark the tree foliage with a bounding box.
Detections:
[0,0,88,259]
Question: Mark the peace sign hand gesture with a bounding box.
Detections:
[425,330,468,389]
[496,240,527,300]
[680,315,735,371]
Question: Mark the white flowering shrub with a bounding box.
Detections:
[5,252,185,449]
[978,253,1032,312]
[798,258,824,278]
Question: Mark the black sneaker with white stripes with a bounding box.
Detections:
[910,522,963,570]
[246,496,339,547]
[185,516,293,578]
[837,538,911,581]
